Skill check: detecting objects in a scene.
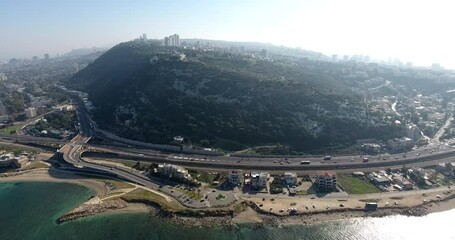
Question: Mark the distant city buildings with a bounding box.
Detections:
[0,73,7,81]
[260,49,268,59]
[44,54,49,60]
[164,34,180,47]
[431,63,443,71]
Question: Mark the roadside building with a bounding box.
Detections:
[228,170,241,185]
[173,136,184,144]
[315,171,337,191]
[361,143,381,153]
[392,176,414,190]
[25,107,37,118]
[251,172,268,189]
[435,162,455,177]
[387,137,413,152]
[284,172,298,186]
[371,176,391,186]
[352,172,365,177]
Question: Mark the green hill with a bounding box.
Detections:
[71,40,402,152]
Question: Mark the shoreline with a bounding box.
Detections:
[2,169,455,227]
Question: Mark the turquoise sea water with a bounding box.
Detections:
[1,182,454,240]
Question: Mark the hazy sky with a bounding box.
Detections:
[1,0,454,68]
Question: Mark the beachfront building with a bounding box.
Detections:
[284,172,298,186]
[0,153,21,168]
[228,170,241,185]
[315,171,337,191]
[158,163,192,181]
[251,172,268,189]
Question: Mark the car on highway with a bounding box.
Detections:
[362,157,369,162]
[323,156,332,160]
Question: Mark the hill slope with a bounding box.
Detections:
[71,40,402,152]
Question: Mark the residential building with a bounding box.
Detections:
[406,124,422,143]
[251,172,268,189]
[228,170,241,185]
[25,107,37,118]
[284,172,297,186]
[315,171,337,191]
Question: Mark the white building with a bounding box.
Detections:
[173,136,184,143]
[0,153,20,168]
[387,137,413,152]
[251,172,268,189]
[316,171,337,191]
[406,124,422,143]
[284,172,297,186]
[228,170,241,185]
[157,163,192,181]
[25,108,37,118]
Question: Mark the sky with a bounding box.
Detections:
[1,0,454,68]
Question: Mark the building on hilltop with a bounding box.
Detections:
[164,34,180,47]
[0,73,7,81]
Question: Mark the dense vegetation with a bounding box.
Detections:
[71,40,402,152]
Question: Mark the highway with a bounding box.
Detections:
[82,142,455,171]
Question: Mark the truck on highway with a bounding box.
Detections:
[300,160,311,165]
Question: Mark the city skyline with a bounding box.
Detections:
[1,0,454,69]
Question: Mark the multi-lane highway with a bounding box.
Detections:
[82,142,455,171]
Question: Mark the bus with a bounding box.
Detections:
[300,161,311,165]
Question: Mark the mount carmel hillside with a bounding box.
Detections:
[71,40,403,152]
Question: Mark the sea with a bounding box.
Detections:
[0,182,454,240]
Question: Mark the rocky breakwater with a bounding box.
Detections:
[57,197,128,224]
